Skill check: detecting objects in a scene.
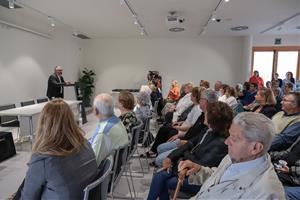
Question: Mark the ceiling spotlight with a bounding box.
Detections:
[133,16,138,25]
[48,16,56,27]
[224,0,230,2]
[8,0,15,9]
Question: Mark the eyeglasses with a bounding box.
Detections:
[282,98,295,103]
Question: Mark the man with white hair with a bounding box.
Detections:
[89,93,128,165]
[177,112,285,199]
[46,65,71,99]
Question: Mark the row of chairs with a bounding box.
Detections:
[0,98,49,139]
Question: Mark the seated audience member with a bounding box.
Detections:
[89,93,128,165]
[213,80,222,97]
[223,86,238,107]
[178,112,285,199]
[147,101,233,200]
[284,82,295,95]
[266,81,272,88]
[20,99,98,199]
[270,139,300,200]
[166,80,180,103]
[249,70,264,88]
[252,88,277,119]
[282,72,296,90]
[154,89,218,166]
[134,91,151,123]
[272,87,283,111]
[241,82,258,106]
[199,80,210,89]
[117,91,138,133]
[171,82,194,123]
[272,72,283,88]
[144,87,202,157]
[270,92,300,152]
[235,83,244,100]
[218,84,229,102]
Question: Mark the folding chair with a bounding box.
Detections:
[83,155,113,200]
[20,100,35,107]
[36,98,48,104]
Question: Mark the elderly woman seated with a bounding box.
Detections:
[117,91,138,133]
[134,91,151,123]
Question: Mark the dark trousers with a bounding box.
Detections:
[147,170,200,200]
[150,126,178,153]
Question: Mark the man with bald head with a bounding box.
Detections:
[88,93,128,165]
[46,66,71,99]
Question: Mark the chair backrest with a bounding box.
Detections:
[110,143,129,192]
[129,119,143,157]
[232,102,244,116]
[152,100,159,117]
[141,115,151,144]
[36,98,48,104]
[83,155,113,200]
[20,100,35,107]
[0,104,19,127]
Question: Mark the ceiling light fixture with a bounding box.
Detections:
[8,0,14,9]
[224,0,230,2]
[199,0,223,35]
[260,12,300,34]
[48,16,55,27]
[122,0,148,36]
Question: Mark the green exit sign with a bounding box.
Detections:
[274,38,282,45]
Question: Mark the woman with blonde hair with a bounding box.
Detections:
[20,99,98,199]
[253,88,277,119]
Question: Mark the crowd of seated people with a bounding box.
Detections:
[12,70,300,200]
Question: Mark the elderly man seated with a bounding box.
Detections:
[89,93,128,165]
[270,92,300,152]
[177,112,285,199]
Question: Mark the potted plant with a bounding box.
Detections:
[78,68,96,107]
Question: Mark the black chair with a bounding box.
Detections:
[0,132,16,162]
[36,98,48,104]
[0,104,20,128]
[83,155,113,200]
[20,100,35,107]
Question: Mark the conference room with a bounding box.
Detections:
[0,0,299,199]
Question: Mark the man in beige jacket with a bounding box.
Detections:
[178,112,286,199]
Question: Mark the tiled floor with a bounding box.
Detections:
[0,113,156,199]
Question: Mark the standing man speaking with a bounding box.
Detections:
[46,66,71,99]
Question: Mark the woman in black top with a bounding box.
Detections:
[252,88,277,119]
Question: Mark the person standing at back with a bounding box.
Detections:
[249,70,264,88]
[46,66,71,99]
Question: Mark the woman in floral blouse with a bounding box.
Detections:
[117,91,138,133]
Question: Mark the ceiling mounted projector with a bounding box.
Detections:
[166,11,185,32]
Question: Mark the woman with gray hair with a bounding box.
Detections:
[134,91,151,123]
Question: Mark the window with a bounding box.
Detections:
[252,47,300,83]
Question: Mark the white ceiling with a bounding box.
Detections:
[0,0,299,38]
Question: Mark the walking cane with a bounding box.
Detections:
[172,168,188,200]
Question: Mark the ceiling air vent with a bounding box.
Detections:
[72,33,91,39]
[230,26,248,31]
[0,0,22,9]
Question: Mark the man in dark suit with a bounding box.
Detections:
[46,66,70,99]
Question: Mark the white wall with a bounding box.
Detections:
[253,34,300,46]
[82,37,244,96]
[0,26,83,105]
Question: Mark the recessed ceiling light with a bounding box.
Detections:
[224,0,230,2]
[169,27,185,32]
[230,26,248,31]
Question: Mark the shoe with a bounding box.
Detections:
[140,151,156,158]
[149,161,158,168]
